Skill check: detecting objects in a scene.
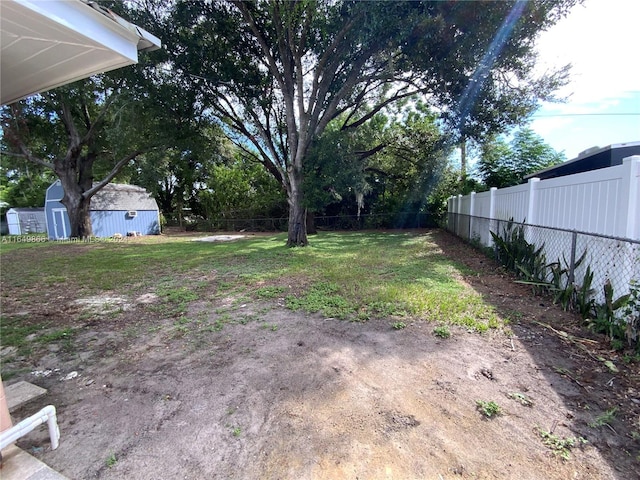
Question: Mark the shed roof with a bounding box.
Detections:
[7,207,45,213]
[90,183,158,211]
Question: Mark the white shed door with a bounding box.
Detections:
[52,209,67,239]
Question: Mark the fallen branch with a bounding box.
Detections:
[533,320,601,362]
[533,321,598,345]
[553,366,587,390]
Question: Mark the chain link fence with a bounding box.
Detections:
[314,212,436,230]
[447,213,640,305]
[169,212,437,233]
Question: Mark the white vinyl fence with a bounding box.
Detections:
[447,156,640,302]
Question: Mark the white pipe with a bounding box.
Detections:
[0,405,60,451]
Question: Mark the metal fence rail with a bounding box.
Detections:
[168,212,437,233]
[447,213,640,303]
[314,212,436,230]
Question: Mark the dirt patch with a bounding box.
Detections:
[192,235,247,242]
[1,231,638,479]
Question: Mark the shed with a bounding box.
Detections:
[45,181,160,239]
[5,208,46,235]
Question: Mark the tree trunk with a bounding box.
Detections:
[306,210,317,235]
[460,138,467,184]
[286,166,308,247]
[61,187,93,238]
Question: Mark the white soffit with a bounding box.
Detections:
[1,0,160,105]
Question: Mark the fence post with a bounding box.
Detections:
[469,191,476,241]
[456,194,463,235]
[568,230,578,285]
[488,187,497,245]
[526,177,540,225]
[622,156,640,239]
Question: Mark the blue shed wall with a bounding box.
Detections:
[45,181,69,239]
[46,182,65,201]
[44,180,160,239]
[45,199,71,240]
[91,210,160,237]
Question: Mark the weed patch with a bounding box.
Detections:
[433,325,451,338]
[106,453,117,468]
[286,282,355,319]
[507,392,534,407]
[255,286,286,299]
[476,400,502,418]
[589,407,617,429]
[537,428,587,460]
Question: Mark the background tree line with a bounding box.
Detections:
[1,0,577,242]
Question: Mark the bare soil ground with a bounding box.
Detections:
[1,230,638,479]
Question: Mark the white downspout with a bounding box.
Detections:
[0,405,60,451]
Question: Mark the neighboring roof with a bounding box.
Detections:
[7,207,44,213]
[1,0,161,105]
[524,141,640,181]
[90,183,158,211]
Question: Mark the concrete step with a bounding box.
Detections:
[0,445,69,480]
[5,383,47,412]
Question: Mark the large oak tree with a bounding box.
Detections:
[0,1,170,239]
[167,0,578,246]
[1,78,148,238]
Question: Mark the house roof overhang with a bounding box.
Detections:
[1,0,161,105]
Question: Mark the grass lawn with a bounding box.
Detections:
[1,231,502,353]
[1,231,637,480]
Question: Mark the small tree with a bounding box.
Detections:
[0,155,55,209]
[478,128,565,188]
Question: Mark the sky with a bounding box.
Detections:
[530,0,640,159]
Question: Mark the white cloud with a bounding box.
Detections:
[530,0,640,159]
[535,0,640,106]
[529,115,572,137]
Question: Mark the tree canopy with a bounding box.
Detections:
[165,0,579,245]
[1,74,152,237]
[303,102,448,222]
[1,0,580,240]
[477,127,565,188]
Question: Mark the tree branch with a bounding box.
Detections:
[59,98,81,149]
[342,87,420,131]
[232,1,286,91]
[0,149,54,169]
[84,150,143,199]
[354,143,387,161]
[81,83,121,145]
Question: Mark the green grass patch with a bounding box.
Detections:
[0,316,49,348]
[255,286,286,299]
[0,316,75,360]
[38,328,74,344]
[158,287,199,303]
[286,282,355,319]
[1,231,505,336]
